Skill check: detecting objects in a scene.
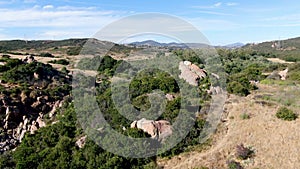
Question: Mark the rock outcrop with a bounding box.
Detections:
[0,93,66,153]
[130,118,172,142]
[207,86,223,95]
[278,68,288,80]
[179,61,207,86]
[75,136,87,148]
[0,56,70,153]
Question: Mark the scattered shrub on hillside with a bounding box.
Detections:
[236,144,254,160]
[227,160,243,169]
[48,59,69,65]
[77,55,121,76]
[276,107,298,121]
[227,81,250,96]
[61,67,70,74]
[67,47,81,55]
[2,54,11,58]
[40,52,55,58]
[240,113,250,120]
[288,63,300,82]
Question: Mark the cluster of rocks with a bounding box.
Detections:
[0,93,64,153]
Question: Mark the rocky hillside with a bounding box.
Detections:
[0,38,299,169]
[0,55,71,153]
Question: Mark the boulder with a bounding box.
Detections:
[49,101,60,118]
[75,136,87,148]
[31,100,42,109]
[278,68,288,80]
[30,121,38,134]
[179,61,207,86]
[20,91,30,105]
[36,116,46,128]
[136,118,157,138]
[19,130,26,142]
[165,94,175,101]
[131,118,172,141]
[33,72,39,79]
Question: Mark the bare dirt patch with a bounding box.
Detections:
[267,58,294,64]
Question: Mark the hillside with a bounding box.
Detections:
[244,37,300,62]
[159,83,300,168]
[0,38,299,169]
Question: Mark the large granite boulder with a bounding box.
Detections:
[179,61,207,86]
[130,118,172,142]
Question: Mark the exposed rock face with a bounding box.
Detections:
[36,116,46,128]
[207,86,223,95]
[49,101,60,118]
[179,61,207,86]
[267,72,281,80]
[0,94,67,153]
[267,68,289,81]
[130,118,172,142]
[0,56,71,154]
[30,121,38,134]
[278,68,288,80]
[75,136,87,148]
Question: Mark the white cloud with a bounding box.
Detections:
[56,6,96,11]
[196,10,234,16]
[43,5,54,10]
[192,2,240,9]
[226,2,238,6]
[0,7,121,27]
[192,2,222,9]
[36,30,88,40]
[0,6,126,39]
[214,2,222,7]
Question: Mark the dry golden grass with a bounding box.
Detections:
[158,83,300,169]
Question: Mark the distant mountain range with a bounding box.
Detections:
[222,42,245,48]
[128,40,245,49]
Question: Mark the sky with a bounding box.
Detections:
[0,0,300,45]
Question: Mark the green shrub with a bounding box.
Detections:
[240,113,250,120]
[276,107,298,121]
[236,144,254,160]
[40,52,55,58]
[66,47,81,55]
[48,59,69,65]
[227,160,243,169]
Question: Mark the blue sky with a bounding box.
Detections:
[0,0,300,45]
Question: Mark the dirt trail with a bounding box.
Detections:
[267,58,294,64]
[158,84,300,169]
